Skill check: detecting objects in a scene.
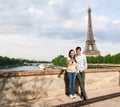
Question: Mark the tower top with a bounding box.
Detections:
[88,7,91,12]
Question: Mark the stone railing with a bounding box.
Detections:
[0,68,120,104]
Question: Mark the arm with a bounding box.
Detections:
[66,57,71,67]
[84,55,87,72]
[75,57,79,73]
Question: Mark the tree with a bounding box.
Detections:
[113,53,120,64]
[95,55,104,63]
[103,54,111,63]
[52,55,67,67]
[87,56,96,63]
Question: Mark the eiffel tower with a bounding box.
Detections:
[83,7,100,56]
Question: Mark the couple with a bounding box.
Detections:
[66,47,88,100]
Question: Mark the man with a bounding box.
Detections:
[75,47,88,100]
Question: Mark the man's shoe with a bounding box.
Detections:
[83,95,87,101]
[81,92,88,101]
[80,94,84,100]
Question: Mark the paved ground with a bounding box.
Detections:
[82,97,120,107]
[2,87,120,107]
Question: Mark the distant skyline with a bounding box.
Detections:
[0,0,120,61]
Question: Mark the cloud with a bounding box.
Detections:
[98,42,120,56]
[63,17,87,32]
[113,20,120,24]
[92,15,111,31]
[48,0,58,6]
[0,34,84,60]
[28,6,44,18]
[0,0,120,60]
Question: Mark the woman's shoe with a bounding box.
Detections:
[73,94,76,98]
[69,95,74,99]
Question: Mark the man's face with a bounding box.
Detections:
[76,49,81,55]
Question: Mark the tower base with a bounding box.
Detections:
[83,51,100,56]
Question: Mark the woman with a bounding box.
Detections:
[66,49,77,99]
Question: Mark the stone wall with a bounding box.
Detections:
[0,69,120,104]
[85,70,120,90]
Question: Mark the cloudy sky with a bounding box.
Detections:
[0,0,120,61]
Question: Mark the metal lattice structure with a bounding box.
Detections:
[83,7,100,56]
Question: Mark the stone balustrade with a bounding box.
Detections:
[0,68,120,104]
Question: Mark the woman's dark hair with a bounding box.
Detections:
[68,49,77,62]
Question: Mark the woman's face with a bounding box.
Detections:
[70,51,75,58]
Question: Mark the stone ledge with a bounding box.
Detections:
[0,70,61,77]
[0,68,120,77]
[86,68,120,73]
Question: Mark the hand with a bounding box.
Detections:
[63,70,66,73]
[83,69,87,72]
[76,70,79,74]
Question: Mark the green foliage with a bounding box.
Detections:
[103,54,112,63]
[52,53,120,67]
[0,56,23,66]
[22,59,50,64]
[52,55,67,67]
[87,53,120,64]
[0,56,50,67]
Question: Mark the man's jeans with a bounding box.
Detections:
[67,72,76,95]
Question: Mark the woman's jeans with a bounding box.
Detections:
[67,72,76,95]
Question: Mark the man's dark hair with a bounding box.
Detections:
[76,47,81,51]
